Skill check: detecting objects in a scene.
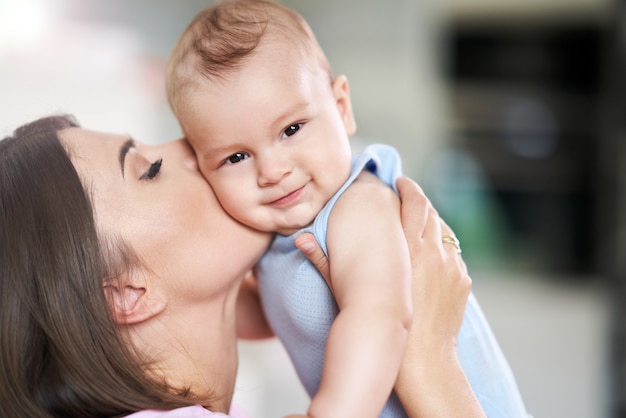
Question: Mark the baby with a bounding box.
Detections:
[166,1,528,417]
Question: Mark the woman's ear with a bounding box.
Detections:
[103,277,166,325]
[332,75,357,136]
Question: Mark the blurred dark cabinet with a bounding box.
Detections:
[445,20,604,273]
[598,1,626,417]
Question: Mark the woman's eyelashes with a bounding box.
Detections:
[139,158,163,180]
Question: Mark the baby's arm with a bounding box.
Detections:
[293,175,485,418]
[307,171,412,418]
[236,271,274,339]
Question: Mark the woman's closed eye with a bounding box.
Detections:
[282,123,302,139]
[139,158,163,180]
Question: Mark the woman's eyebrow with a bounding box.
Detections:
[119,138,135,178]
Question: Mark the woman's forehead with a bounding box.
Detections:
[60,127,129,154]
[58,127,131,194]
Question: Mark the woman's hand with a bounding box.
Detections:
[395,175,470,360]
[394,176,485,417]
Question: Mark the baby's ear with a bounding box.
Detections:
[103,276,166,325]
[332,75,357,136]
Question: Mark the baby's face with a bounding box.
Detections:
[181,43,355,235]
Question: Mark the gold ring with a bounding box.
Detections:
[442,235,462,254]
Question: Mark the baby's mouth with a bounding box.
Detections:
[270,186,305,207]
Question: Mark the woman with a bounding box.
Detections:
[0,115,484,417]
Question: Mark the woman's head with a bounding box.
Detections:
[61,124,271,312]
[0,115,271,417]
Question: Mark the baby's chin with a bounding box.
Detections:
[243,208,318,236]
[273,217,316,237]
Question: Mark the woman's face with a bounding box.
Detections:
[60,127,272,301]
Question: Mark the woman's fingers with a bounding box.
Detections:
[395,176,471,342]
[437,218,468,277]
[295,233,331,282]
[396,176,431,241]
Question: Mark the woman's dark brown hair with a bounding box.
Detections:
[0,115,205,417]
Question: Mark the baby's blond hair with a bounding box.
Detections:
[166,0,332,119]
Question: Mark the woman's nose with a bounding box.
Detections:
[157,138,198,170]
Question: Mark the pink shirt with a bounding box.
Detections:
[125,404,250,418]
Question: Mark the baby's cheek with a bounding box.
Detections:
[197,160,213,177]
[214,188,244,216]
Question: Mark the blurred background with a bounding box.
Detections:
[1,0,624,416]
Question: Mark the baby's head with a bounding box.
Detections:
[167,0,356,235]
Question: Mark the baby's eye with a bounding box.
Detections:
[226,152,249,164]
[282,123,302,138]
[139,158,163,180]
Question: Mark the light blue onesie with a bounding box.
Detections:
[257,144,529,417]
